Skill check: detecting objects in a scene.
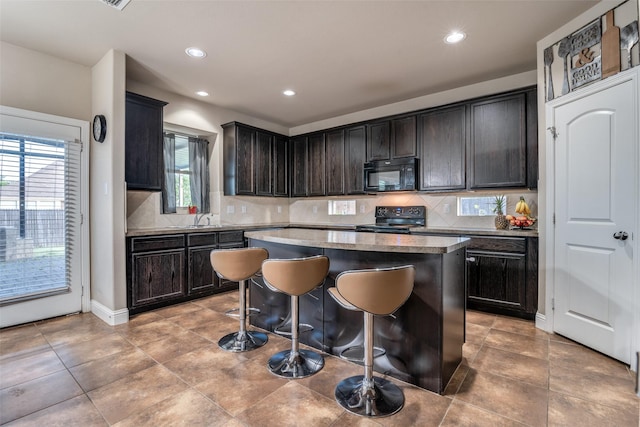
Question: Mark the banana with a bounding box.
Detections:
[515,196,531,216]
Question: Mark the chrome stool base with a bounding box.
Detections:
[268,349,324,378]
[340,346,386,364]
[218,331,268,352]
[335,375,404,417]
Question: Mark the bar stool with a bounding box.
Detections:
[328,265,415,417]
[261,255,330,378]
[210,247,269,352]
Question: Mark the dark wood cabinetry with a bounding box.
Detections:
[391,115,417,158]
[125,92,168,191]
[465,235,538,319]
[344,125,366,195]
[222,122,288,197]
[127,230,245,314]
[418,105,466,191]
[290,136,308,197]
[366,120,391,161]
[469,92,528,189]
[325,129,345,195]
[308,133,326,196]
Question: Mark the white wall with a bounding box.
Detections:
[0,41,91,121]
[90,50,128,324]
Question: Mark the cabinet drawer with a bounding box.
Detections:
[218,230,244,244]
[187,232,218,247]
[466,236,526,253]
[130,235,185,252]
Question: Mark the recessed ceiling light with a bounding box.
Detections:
[196,91,209,97]
[185,47,207,58]
[283,89,296,96]
[444,31,466,44]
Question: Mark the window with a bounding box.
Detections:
[162,132,210,214]
[458,195,504,216]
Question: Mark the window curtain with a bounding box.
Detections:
[162,133,176,214]
[188,137,210,213]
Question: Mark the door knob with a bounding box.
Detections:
[613,231,629,240]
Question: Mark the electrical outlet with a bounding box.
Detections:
[313,206,318,214]
[241,205,247,214]
[443,203,451,214]
[277,206,282,213]
[227,205,235,214]
[360,205,366,213]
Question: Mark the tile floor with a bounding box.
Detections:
[1,291,638,426]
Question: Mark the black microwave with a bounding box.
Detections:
[363,158,418,192]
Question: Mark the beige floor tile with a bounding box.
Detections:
[443,363,470,396]
[163,344,248,386]
[137,329,212,363]
[462,341,482,364]
[114,311,164,331]
[2,394,108,427]
[471,345,549,387]
[466,310,497,328]
[0,333,50,360]
[153,301,203,319]
[0,349,66,389]
[548,391,638,427]
[88,364,189,425]
[112,388,232,427]
[492,316,549,340]
[40,320,115,347]
[117,319,187,346]
[35,312,104,335]
[53,333,135,368]
[295,353,362,400]
[330,411,384,426]
[184,313,240,343]
[235,381,343,427]
[456,369,548,427]
[484,329,549,360]
[0,370,84,424]
[69,347,156,392]
[168,307,232,330]
[465,323,490,345]
[549,364,638,411]
[192,291,240,313]
[376,384,451,427]
[195,357,288,415]
[441,400,527,426]
[549,340,631,380]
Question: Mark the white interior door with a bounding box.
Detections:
[551,74,636,364]
[0,107,89,328]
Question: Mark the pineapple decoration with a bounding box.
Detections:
[493,195,509,230]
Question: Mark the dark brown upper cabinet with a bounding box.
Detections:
[418,105,466,191]
[325,129,345,196]
[469,92,527,189]
[344,125,366,195]
[125,92,168,191]
[307,133,326,197]
[366,120,391,161]
[222,122,288,197]
[391,115,417,158]
[290,136,308,197]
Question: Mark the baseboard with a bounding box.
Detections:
[535,312,547,332]
[91,299,129,326]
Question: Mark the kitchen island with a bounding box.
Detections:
[245,228,469,394]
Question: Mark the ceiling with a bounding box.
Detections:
[1,0,601,128]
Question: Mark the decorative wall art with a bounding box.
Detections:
[545,0,639,102]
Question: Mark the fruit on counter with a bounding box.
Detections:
[515,196,531,216]
[509,216,535,228]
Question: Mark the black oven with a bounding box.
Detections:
[363,158,417,192]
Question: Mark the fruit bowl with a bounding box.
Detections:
[506,215,536,229]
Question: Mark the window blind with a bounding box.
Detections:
[0,132,81,304]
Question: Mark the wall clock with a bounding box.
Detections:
[93,114,107,143]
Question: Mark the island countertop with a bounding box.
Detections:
[244,228,469,254]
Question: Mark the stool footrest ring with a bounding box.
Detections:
[339,346,386,363]
[335,375,404,417]
[224,307,261,318]
[218,330,268,352]
[273,323,313,336]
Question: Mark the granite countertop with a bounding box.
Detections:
[126,222,537,238]
[245,228,469,254]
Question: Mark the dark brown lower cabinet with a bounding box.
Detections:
[465,236,537,319]
[127,230,244,314]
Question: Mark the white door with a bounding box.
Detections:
[551,74,636,364]
[0,107,89,327]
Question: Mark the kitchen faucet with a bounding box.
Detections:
[193,212,210,227]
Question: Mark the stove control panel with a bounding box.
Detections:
[375,206,426,220]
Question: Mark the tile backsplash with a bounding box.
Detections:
[127,189,537,230]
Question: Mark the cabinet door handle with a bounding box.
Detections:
[465,257,476,263]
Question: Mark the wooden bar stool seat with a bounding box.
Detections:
[262,255,330,378]
[210,247,269,352]
[328,265,415,417]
